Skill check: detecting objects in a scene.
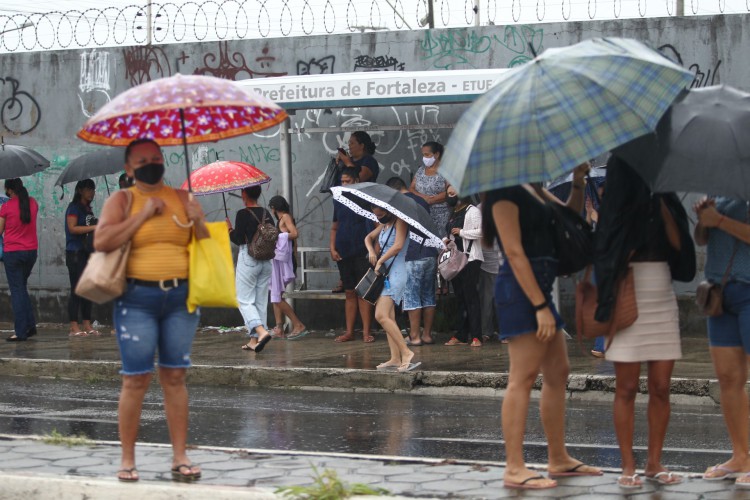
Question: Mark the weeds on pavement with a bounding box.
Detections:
[42,429,93,447]
[276,465,390,499]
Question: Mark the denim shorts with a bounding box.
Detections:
[708,281,750,353]
[495,257,564,340]
[114,282,200,375]
[403,257,437,311]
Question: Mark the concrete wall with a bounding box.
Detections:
[0,14,744,327]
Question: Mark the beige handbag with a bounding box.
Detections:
[75,191,133,304]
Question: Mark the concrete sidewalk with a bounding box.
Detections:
[0,434,741,499]
[0,322,723,405]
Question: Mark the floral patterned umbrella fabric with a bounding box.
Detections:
[179,161,270,194]
[77,74,286,147]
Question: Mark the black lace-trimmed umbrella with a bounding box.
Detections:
[330,182,445,249]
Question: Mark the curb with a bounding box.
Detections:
[0,358,722,405]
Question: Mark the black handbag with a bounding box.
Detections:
[548,202,594,276]
[355,225,395,305]
[319,156,341,194]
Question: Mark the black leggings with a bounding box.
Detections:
[452,260,482,343]
[66,251,92,323]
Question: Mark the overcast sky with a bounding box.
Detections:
[1,0,747,52]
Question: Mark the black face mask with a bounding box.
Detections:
[377,213,394,225]
[446,195,459,208]
[133,163,165,185]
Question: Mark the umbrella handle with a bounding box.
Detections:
[179,107,192,193]
[222,192,228,219]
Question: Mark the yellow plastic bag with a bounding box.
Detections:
[187,221,238,313]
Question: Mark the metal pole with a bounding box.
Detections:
[474,0,481,26]
[279,116,293,214]
[382,0,413,29]
[146,2,152,45]
[676,0,684,16]
[427,0,435,28]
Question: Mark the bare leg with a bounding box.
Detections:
[408,309,422,343]
[422,306,436,343]
[159,367,200,476]
[643,360,675,478]
[375,297,411,368]
[118,373,152,480]
[276,299,305,332]
[344,291,357,337]
[69,321,82,336]
[706,347,750,476]
[358,297,373,340]
[613,362,641,478]
[272,303,284,330]
[502,333,556,488]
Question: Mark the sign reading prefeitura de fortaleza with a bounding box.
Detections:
[241,69,510,109]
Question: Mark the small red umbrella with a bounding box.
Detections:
[77,74,286,191]
[180,161,271,217]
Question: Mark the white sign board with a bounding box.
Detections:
[237,69,510,110]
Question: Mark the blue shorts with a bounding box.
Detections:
[495,257,564,340]
[403,257,437,311]
[708,281,750,354]
[114,282,200,375]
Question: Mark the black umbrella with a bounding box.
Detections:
[0,137,50,180]
[614,85,750,199]
[330,182,445,249]
[55,148,126,193]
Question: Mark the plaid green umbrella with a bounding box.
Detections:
[440,38,693,196]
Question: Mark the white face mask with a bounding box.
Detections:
[423,157,436,168]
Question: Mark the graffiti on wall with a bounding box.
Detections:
[0,77,41,135]
[123,46,172,85]
[353,55,405,72]
[78,49,112,118]
[419,31,492,69]
[494,26,544,67]
[297,56,336,75]
[194,42,288,80]
[658,44,721,88]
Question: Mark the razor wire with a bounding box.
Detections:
[0,0,747,53]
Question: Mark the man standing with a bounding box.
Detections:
[330,168,375,343]
[385,176,438,345]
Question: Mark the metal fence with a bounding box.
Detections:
[0,0,747,52]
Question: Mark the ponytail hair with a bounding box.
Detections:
[4,178,31,224]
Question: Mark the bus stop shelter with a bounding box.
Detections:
[236,69,509,211]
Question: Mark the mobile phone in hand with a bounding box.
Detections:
[337,147,346,155]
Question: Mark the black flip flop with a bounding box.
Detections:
[254,334,272,353]
[171,464,201,482]
[117,467,139,482]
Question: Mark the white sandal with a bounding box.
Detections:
[617,474,642,490]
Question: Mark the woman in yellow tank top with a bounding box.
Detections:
[95,138,208,484]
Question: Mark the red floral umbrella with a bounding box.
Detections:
[76,74,286,191]
[179,161,271,217]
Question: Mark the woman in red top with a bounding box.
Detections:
[0,178,39,341]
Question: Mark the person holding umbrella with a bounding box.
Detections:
[95,138,209,483]
[481,163,601,490]
[364,205,417,372]
[0,178,39,342]
[64,179,99,337]
[594,156,695,489]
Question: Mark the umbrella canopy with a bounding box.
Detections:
[330,183,444,249]
[54,148,126,187]
[179,161,270,195]
[613,85,750,200]
[439,37,693,196]
[548,166,607,206]
[78,74,287,147]
[0,139,50,180]
[77,74,287,191]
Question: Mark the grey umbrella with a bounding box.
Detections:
[614,85,750,200]
[55,148,126,188]
[330,182,445,249]
[0,137,50,180]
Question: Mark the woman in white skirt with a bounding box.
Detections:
[593,156,695,490]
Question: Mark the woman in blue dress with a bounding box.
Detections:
[364,206,417,372]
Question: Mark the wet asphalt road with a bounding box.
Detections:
[0,377,733,473]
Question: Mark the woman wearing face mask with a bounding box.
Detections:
[268,195,307,339]
[65,178,99,337]
[0,178,39,342]
[443,187,484,346]
[364,206,418,372]
[95,138,209,484]
[410,141,450,239]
